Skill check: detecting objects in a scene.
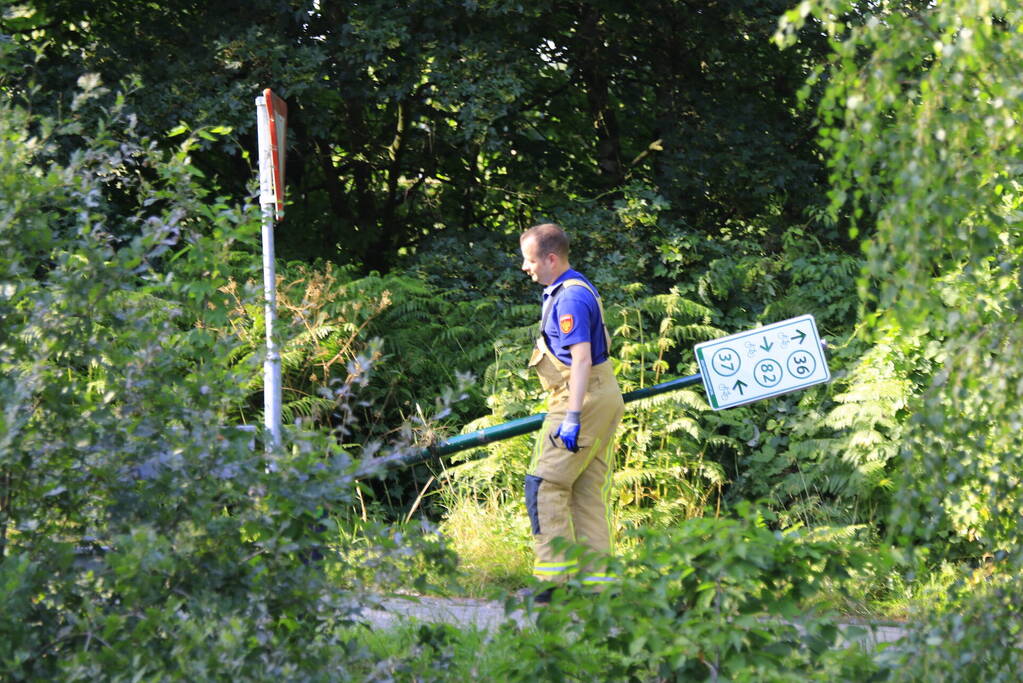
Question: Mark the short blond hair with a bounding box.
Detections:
[520,223,569,259]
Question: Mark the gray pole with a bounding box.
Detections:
[256,92,284,452]
[261,202,282,450]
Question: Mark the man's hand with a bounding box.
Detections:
[554,411,581,452]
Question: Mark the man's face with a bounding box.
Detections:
[520,236,557,286]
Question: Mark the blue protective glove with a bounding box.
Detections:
[553,411,582,453]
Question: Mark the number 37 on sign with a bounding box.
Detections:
[693,314,830,410]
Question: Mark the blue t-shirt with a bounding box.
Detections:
[541,269,610,366]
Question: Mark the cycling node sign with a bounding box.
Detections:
[694,314,830,410]
[255,89,287,221]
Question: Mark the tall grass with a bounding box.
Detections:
[438,489,533,595]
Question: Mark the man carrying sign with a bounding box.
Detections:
[518,223,625,602]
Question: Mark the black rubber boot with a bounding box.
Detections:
[517,587,554,605]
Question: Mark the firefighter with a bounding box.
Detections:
[519,223,625,603]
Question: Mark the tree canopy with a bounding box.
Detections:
[3,0,837,271]
[4,0,1023,678]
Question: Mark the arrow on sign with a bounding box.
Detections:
[792,329,807,344]
[759,336,773,352]
[732,379,748,395]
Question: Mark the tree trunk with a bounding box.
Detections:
[573,3,624,194]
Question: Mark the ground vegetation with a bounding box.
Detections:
[2,0,1022,678]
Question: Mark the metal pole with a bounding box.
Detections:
[397,372,704,469]
[261,202,282,451]
[386,336,828,472]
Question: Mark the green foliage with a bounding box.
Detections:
[344,622,473,681]
[224,259,507,435]
[4,0,835,272]
[731,315,940,530]
[220,261,385,427]
[765,4,1023,673]
[213,255,525,518]
[0,89,458,679]
[439,284,728,564]
[13,0,1023,674]
[880,573,1023,682]
[436,493,533,594]
[609,286,732,527]
[695,225,861,332]
[779,0,1023,564]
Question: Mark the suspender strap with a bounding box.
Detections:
[540,279,613,352]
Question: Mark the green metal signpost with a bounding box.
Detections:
[397,315,830,470]
[398,373,704,469]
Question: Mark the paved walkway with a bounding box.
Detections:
[361,594,908,648]
[363,595,527,631]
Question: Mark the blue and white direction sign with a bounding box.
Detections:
[694,314,829,410]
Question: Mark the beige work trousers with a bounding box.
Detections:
[526,338,624,586]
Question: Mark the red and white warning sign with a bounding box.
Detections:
[255,88,287,220]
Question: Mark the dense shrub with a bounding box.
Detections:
[497,507,884,681]
[0,86,455,679]
[779,0,1023,561]
[879,574,1023,682]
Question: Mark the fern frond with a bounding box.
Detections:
[786,438,840,460]
[663,417,701,440]
[854,459,888,480]
[704,434,743,453]
[627,389,706,413]
[798,525,868,543]
[281,394,334,423]
[826,402,889,430]
[670,323,726,343]
[613,467,659,487]
[844,428,887,452]
[638,293,714,321]
[833,380,910,404]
